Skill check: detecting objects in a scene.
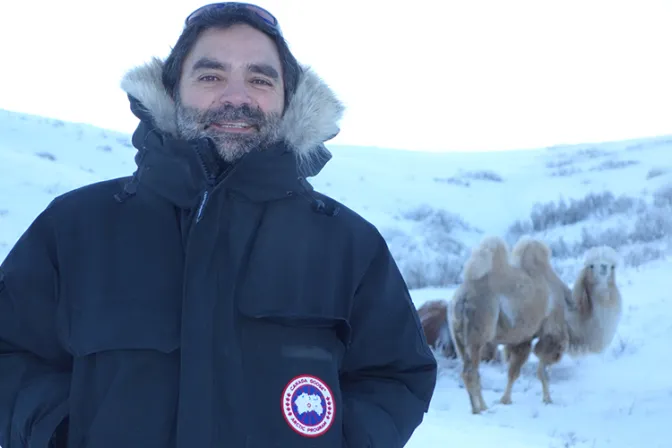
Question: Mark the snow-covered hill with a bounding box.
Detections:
[2,107,671,447]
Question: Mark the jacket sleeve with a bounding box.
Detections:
[340,234,437,447]
[0,205,71,448]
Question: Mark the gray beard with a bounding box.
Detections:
[176,101,282,163]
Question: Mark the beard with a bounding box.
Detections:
[176,101,282,163]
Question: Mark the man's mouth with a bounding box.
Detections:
[208,121,257,133]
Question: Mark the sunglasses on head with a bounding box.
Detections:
[185,2,281,34]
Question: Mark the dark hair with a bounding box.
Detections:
[162,9,302,112]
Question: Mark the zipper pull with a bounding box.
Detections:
[196,189,210,223]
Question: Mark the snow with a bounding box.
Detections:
[2,107,672,447]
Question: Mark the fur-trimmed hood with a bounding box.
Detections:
[119,57,345,161]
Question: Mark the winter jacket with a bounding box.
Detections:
[0,58,437,448]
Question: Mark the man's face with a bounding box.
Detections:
[176,24,285,162]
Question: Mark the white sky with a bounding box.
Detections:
[1,0,670,152]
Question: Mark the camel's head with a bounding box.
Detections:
[511,236,551,275]
[583,245,619,287]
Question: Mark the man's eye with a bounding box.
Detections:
[251,78,272,86]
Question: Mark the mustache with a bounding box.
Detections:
[199,104,266,127]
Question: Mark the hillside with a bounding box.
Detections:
[1,107,672,447]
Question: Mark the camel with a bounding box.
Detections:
[448,235,567,414]
[417,299,500,362]
[417,299,457,358]
[564,246,622,355]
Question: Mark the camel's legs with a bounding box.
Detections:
[471,344,489,413]
[500,340,531,405]
[460,343,488,414]
[533,335,564,404]
[536,362,552,404]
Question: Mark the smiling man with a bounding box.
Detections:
[0,3,437,447]
[174,25,286,162]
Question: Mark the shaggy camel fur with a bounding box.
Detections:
[448,235,567,414]
[564,246,623,355]
[417,299,500,362]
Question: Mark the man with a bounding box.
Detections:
[0,3,437,447]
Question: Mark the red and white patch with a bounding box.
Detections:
[281,374,335,437]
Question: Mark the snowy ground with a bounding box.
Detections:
[2,107,672,447]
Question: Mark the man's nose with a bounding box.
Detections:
[218,78,251,106]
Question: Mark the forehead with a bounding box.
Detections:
[187,24,282,71]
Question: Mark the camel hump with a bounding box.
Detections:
[463,236,510,282]
[511,236,552,274]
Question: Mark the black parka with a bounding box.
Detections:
[0,58,437,448]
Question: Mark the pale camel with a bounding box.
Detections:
[564,245,623,355]
[448,235,567,414]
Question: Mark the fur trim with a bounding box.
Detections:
[120,57,345,158]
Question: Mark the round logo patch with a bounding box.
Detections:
[282,374,335,437]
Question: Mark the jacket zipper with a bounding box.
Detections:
[192,142,243,223]
[193,143,217,223]
[195,189,210,222]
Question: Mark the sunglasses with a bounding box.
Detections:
[185,2,282,35]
